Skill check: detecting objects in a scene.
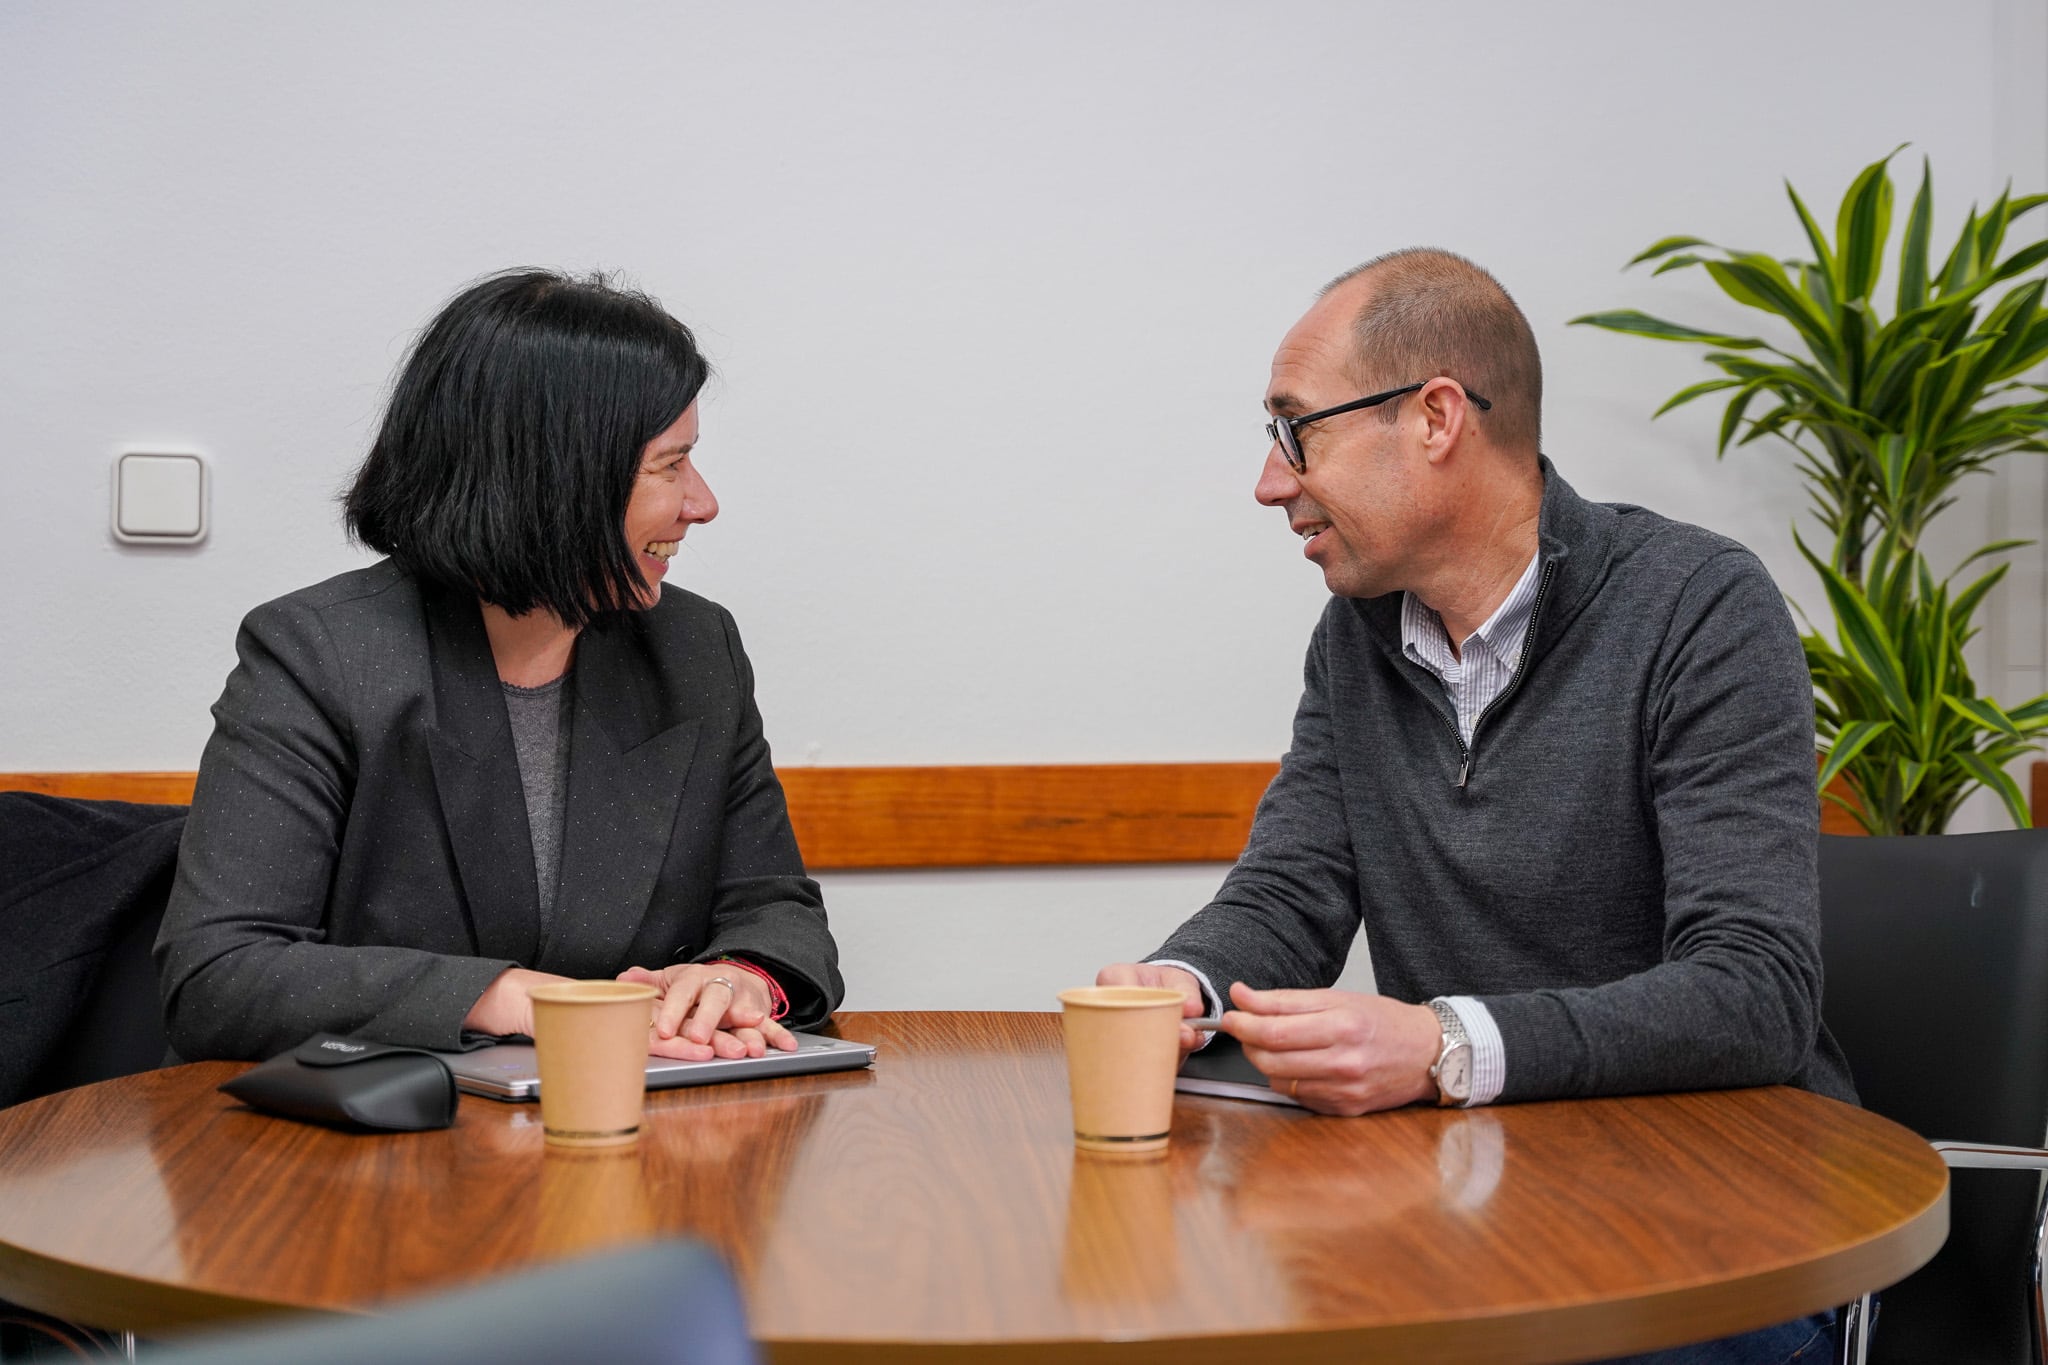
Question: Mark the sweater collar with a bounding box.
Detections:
[1353,455,1617,666]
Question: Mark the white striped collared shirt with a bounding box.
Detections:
[1399,551,1543,746]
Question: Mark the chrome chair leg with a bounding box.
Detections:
[121,1329,138,1362]
[1835,1293,1871,1365]
[2031,1178,2044,1365]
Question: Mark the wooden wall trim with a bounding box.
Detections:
[0,772,201,806]
[0,765,1279,870]
[775,763,1276,869]
[5,760,2043,867]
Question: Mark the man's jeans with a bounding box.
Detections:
[1590,1310,1836,1365]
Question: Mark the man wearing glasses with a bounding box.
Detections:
[1100,247,1851,1363]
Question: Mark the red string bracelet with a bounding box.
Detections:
[710,956,789,1021]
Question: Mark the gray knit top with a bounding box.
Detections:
[502,671,573,928]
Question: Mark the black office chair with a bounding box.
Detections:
[137,1240,757,1364]
[1818,829,2048,1365]
[0,794,188,1360]
[0,792,185,1109]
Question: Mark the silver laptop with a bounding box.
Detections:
[439,1033,877,1101]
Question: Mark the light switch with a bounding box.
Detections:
[113,452,208,545]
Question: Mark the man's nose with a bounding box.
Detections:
[1254,443,1299,507]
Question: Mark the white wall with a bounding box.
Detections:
[3,1,2043,1008]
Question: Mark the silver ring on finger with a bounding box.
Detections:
[707,976,736,992]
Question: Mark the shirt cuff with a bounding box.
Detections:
[1439,995,1505,1106]
[1145,959,1222,1015]
[1145,959,1223,1050]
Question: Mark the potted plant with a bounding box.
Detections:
[1573,148,2048,833]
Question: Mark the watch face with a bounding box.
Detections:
[1442,1047,1473,1101]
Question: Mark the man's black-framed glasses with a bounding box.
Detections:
[1265,380,1491,474]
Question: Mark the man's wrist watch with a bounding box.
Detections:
[1427,999,1474,1108]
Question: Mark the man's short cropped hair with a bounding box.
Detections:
[1324,248,1542,453]
[344,268,710,629]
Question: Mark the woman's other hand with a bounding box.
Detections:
[462,967,574,1038]
[618,962,798,1061]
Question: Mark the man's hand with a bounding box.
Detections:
[1224,981,1443,1115]
[1095,962,1211,1057]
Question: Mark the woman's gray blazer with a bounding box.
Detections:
[155,560,842,1060]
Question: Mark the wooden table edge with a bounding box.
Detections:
[0,1238,354,1337]
[0,1050,1954,1362]
[755,1097,1952,1365]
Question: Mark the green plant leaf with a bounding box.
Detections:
[1949,538,2033,577]
[1945,694,2024,737]
[1626,236,1715,268]
[1895,756,1930,805]
[1874,432,1913,511]
[1977,185,2015,266]
[1716,382,1765,455]
[1897,158,1934,313]
[1988,236,2048,285]
[1798,533,1915,718]
[1801,263,1838,322]
[1936,207,1982,295]
[1820,787,1885,836]
[1838,300,1869,403]
[1836,151,1899,302]
[2007,192,2048,223]
[1817,719,1891,791]
[1653,378,1744,417]
[1787,179,1837,280]
[1704,257,1839,359]
[1651,254,1707,277]
[1566,311,1767,347]
[1957,750,2035,828]
[1951,562,2012,624]
[1863,336,1937,419]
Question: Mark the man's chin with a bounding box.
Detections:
[1318,568,1384,600]
[1312,561,1360,597]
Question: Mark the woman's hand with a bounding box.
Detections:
[617,962,797,1061]
[462,967,574,1038]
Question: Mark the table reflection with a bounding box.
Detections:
[147,1078,829,1306]
[1207,1108,1511,1316]
[1061,1152,1179,1302]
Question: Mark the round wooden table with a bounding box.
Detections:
[0,1012,1946,1363]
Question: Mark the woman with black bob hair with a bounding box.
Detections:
[157,270,842,1061]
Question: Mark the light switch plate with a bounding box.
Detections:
[113,452,208,544]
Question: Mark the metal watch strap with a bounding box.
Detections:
[1428,998,1472,1107]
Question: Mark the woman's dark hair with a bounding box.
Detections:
[344,269,710,628]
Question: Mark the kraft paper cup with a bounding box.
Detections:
[1057,986,1185,1154]
[529,980,659,1148]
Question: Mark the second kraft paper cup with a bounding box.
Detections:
[529,980,659,1148]
[1057,986,1185,1154]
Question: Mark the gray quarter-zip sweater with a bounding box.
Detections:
[1156,460,1856,1104]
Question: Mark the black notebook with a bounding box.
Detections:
[1174,1032,1305,1108]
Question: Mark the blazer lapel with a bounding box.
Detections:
[421,585,543,964]
[543,617,698,973]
